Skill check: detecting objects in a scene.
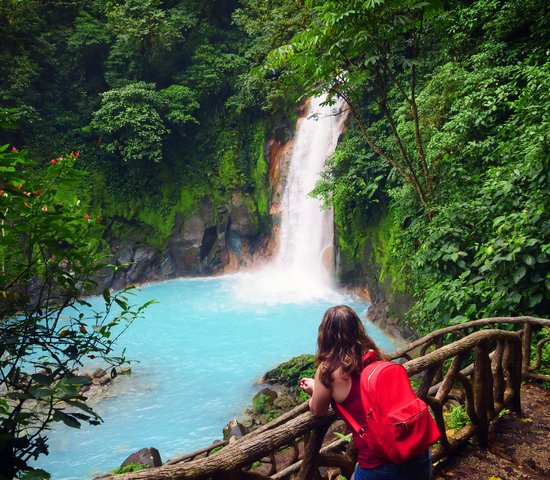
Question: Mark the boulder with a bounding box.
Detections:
[223,418,249,442]
[120,447,162,469]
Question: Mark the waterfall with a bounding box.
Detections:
[232,94,348,304]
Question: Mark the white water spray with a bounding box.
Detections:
[232,95,348,304]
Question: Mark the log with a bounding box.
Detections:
[95,411,335,480]
[392,317,549,360]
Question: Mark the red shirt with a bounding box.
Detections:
[332,374,385,469]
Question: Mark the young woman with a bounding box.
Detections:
[299,304,432,480]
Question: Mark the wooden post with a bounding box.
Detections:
[297,423,329,480]
[492,340,505,408]
[506,337,523,415]
[473,341,492,447]
[521,322,532,379]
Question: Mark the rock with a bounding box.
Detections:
[92,368,107,379]
[120,447,162,469]
[263,354,316,388]
[228,205,255,237]
[223,419,249,442]
[252,388,278,415]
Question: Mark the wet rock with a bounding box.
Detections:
[223,418,249,442]
[263,354,316,388]
[229,205,255,237]
[120,447,162,468]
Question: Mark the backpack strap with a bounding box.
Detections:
[334,399,367,438]
[333,353,380,439]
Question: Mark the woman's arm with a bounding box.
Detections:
[299,365,332,417]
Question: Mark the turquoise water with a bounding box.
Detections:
[33,275,399,479]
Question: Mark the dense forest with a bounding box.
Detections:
[0,0,549,477]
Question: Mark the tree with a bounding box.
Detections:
[91,81,199,164]
[265,0,443,213]
[0,128,152,479]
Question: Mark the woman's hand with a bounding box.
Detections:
[299,377,314,396]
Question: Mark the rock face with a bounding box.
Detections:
[120,447,162,468]
[95,195,269,290]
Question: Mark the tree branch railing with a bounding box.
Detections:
[96,317,549,480]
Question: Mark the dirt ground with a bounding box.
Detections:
[434,383,550,480]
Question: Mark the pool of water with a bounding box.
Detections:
[32,275,399,479]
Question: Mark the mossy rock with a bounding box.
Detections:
[263,354,316,389]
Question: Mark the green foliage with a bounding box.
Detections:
[0,141,152,478]
[333,432,352,443]
[306,0,550,334]
[263,354,316,385]
[445,405,470,431]
[112,463,148,474]
[91,81,199,165]
[253,393,274,414]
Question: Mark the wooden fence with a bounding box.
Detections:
[96,316,550,480]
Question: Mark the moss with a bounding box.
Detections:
[368,206,407,295]
[112,463,148,474]
[251,124,270,228]
[263,354,316,387]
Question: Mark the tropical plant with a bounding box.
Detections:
[0,135,152,479]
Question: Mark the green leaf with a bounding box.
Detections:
[513,266,526,284]
[115,298,128,310]
[522,254,535,266]
[61,376,92,386]
[31,373,54,385]
[528,294,543,308]
[17,468,52,480]
[53,410,81,429]
[102,288,111,303]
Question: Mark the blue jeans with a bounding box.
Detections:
[352,450,432,480]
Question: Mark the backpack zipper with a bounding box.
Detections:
[391,408,427,429]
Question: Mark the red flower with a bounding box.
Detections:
[84,214,90,221]
[18,184,23,189]
[80,326,87,333]
[51,159,57,165]
[51,255,55,260]
[0,190,5,195]
[24,202,29,208]
[11,147,17,152]
[41,206,48,212]
[70,151,74,157]
[58,156,63,161]
[75,152,80,158]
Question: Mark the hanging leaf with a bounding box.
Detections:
[513,266,526,284]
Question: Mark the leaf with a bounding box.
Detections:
[527,293,542,308]
[115,298,128,310]
[17,468,52,480]
[513,266,526,284]
[522,254,535,266]
[31,373,54,385]
[53,410,81,429]
[102,287,111,303]
[62,376,92,386]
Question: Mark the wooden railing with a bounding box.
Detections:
[96,316,549,480]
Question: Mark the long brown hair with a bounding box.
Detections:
[316,305,387,388]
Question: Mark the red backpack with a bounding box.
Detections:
[338,351,440,464]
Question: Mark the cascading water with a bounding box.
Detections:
[232,94,348,303]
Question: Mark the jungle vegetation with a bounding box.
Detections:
[0,0,549,477]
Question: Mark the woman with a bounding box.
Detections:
[299,305,432,480]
